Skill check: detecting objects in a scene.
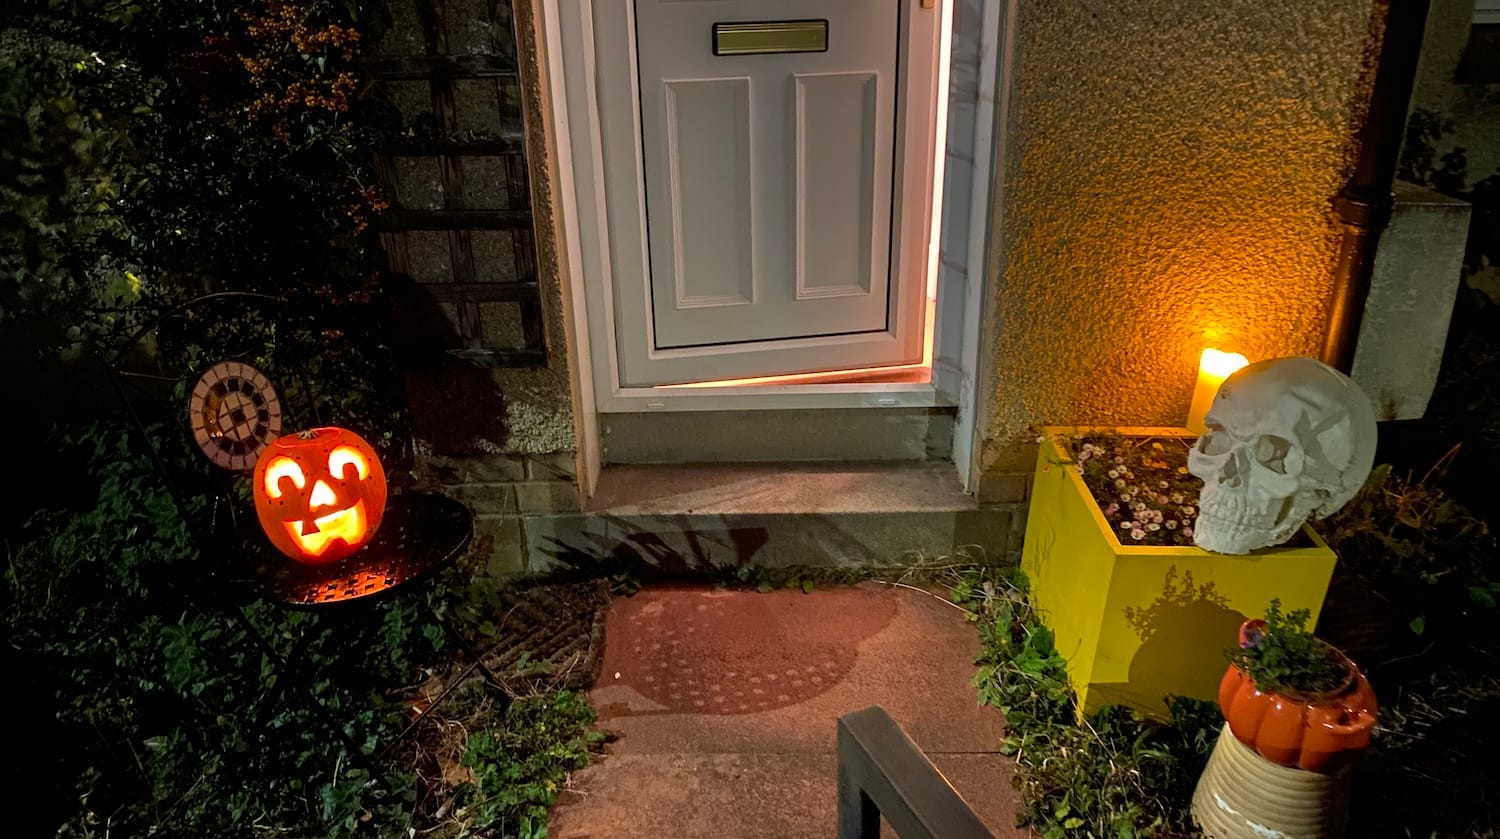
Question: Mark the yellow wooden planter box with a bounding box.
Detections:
[1021,427,1337,719]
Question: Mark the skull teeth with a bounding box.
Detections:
[1194,495,1304,555]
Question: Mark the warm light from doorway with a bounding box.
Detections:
[663,303,937,388]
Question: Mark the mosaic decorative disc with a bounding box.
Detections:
[188,361,283,471]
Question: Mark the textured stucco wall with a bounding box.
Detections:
[485,0,575,455]
[981,0,1382,468]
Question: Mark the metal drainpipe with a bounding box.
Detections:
[1320,0,1432,373]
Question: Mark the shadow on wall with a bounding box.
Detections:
[530,510,975,579]
[535,516,774,579]
[388,275,510,455]
[1092,568,1245,712]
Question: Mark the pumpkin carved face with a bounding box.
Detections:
[252,427,387,563]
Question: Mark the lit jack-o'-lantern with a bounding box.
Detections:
[252,427,387,563]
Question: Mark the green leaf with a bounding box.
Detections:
[1063,817,1085,829]
[1028,625,1055,655]
[1409,616,1426,636]
[801,579,815,594]
[1018,654,1049,675]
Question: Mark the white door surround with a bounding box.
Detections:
[540,0,1015,494]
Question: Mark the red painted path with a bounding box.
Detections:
[550,583,1028,838]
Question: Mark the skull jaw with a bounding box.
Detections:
[1192,490,1308,555]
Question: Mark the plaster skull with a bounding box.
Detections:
[1187,357,1377,555]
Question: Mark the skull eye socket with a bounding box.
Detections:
[263,456,306,498]
[1255,434,1293,474]
[328,446,370,481]
[1198,423,1234,456]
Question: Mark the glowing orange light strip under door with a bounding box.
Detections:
[661,300,936,389]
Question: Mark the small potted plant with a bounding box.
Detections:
[1218,599,1377,773]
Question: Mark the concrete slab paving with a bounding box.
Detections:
[549,583,1030,838]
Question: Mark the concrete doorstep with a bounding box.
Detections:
[525,463,1022,575]
[548,583,1030,839]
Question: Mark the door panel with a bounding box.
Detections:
[795,71,879,302]
[636,0,899,349]
[663,77,754,309]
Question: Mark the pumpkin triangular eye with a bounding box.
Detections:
[328,446,370,481]
[263,457,305,498]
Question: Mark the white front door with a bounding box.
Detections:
[588,0,942,387]
[639,5,896,349]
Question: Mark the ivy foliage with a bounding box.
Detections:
[5,422,597,837]
[950,566,1218,839]
[2,1,609,834]
[3,0,410,465]
[1315,456,1500,836]
[460,691,603,839]
[0,0,154,325]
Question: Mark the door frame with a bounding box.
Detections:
[540,0,1014,493]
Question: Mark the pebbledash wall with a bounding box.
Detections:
[973,0,1386,502]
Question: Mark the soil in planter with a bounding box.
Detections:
[1061,433,1315,550]
[1061,434,1204,548]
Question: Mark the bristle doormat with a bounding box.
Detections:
[477,579,610,693]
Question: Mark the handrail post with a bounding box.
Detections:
[838,756,883,839]
[836,706,996,839]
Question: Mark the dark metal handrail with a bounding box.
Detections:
[837,706,996,839]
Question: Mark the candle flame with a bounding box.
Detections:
[1199,348,1249,380]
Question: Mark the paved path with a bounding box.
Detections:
[550,582,1028,838]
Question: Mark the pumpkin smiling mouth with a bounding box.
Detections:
[284,499,369,557]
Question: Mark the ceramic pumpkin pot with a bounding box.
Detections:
[1218,619,1377,773]
[253,427,387,563]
